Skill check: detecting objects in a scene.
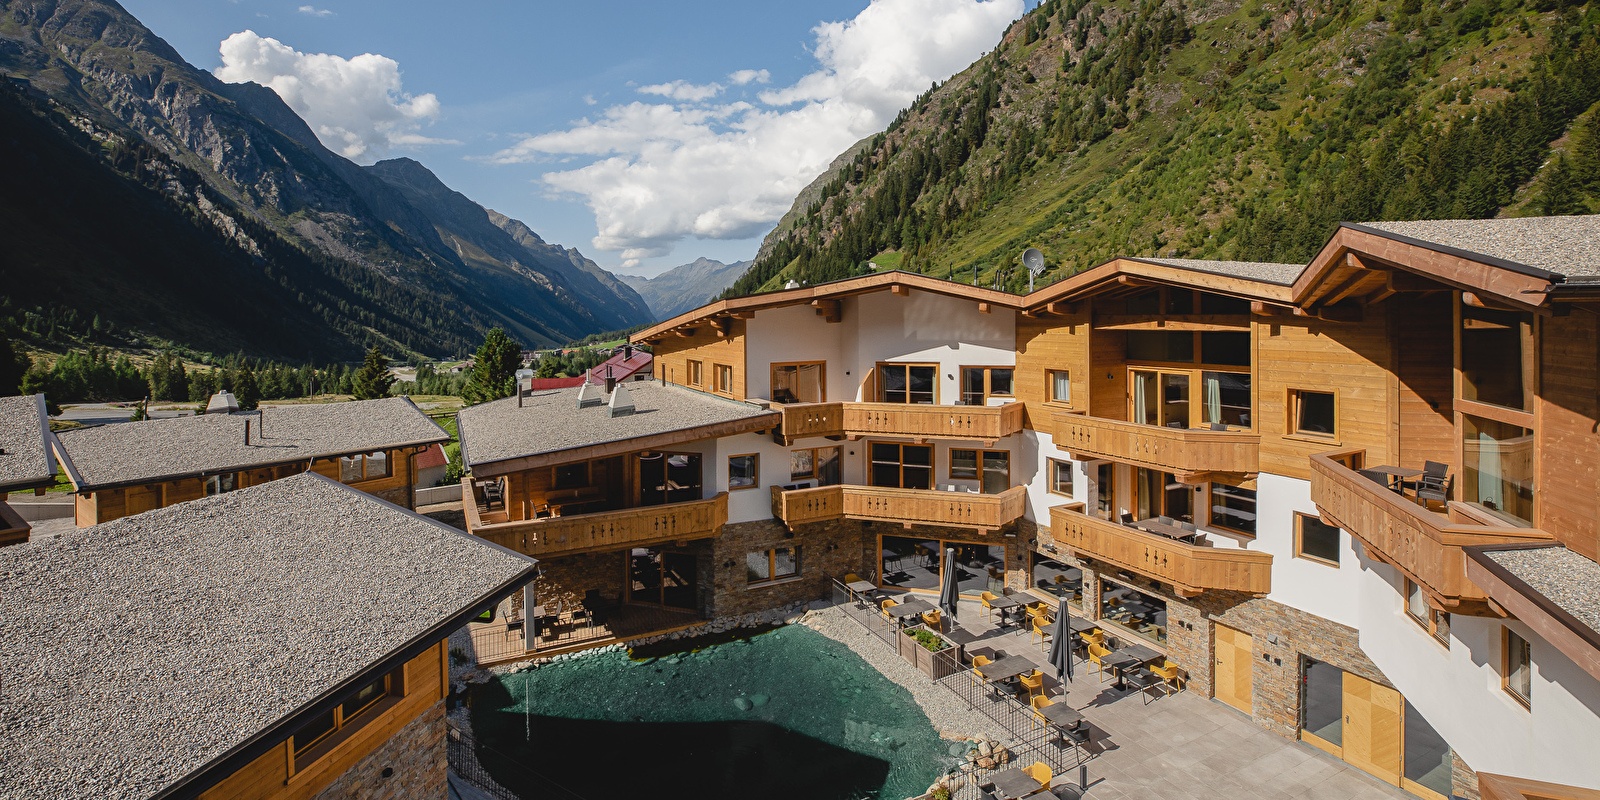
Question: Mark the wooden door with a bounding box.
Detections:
[1342,673,1403,785]
[1213,623,1254,714]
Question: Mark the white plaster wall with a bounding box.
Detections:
[1215,472,1365,629]
[1019,430,1088,524]
[743,304,847,402]
[1354,555,1600,788]
[843,291,1017,403]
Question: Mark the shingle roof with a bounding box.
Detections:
[0,394,54,492]
[1127,257,1306,286]
[458,381,778,469]
[1483,545,1600,638]
[0,472,536,800]
[1352,216,1600,279]
[585,349,653,383]
[55,397,448,490]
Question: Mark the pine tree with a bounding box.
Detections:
[0,328,28,396]
[352,346,395,401]
[234,366,261,411]
[1535,154,1585,216]
[463,328,522,405]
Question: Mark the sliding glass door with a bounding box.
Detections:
[868,442,933,490]
[880,364,937,404]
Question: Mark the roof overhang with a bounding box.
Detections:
[62,436,448,494]
[631,271,1024,343]
[1295,223,1560,312]
[150,472,539,800]
[1019,257,1296,312]
[1465,543,1600,685]
[0,395,59,494]
[466,411,781,478]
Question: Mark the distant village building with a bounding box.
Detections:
[412,442,450,489]
[0,472,536,800]
[584,344,653,385]
[0,394,58,546]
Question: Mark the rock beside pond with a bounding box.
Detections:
[732,696,753,711]
[749,693,770,708]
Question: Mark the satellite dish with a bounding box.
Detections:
[1021,248,1046,292]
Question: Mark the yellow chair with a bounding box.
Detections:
[1078,628,1105,648]
[1032,615,1052,647]
[1026,601,1050,619]
[1022,761,1053,789]
[880,598,900,621]
[979,591,999,620]
[971,654,993,681]
[1151,659,1185,693]
[921,608,942,630]
[843,572,862,584]
[1018,669,1044,700]
[1030,694,1055,729]
[1088,643,1112,682]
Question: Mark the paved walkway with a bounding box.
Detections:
[837,592,1410,800]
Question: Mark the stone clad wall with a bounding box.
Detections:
[312,700,445,800]
[711,518,861,617]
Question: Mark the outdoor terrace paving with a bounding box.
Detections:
[829,590,1411,800]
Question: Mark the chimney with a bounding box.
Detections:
[244,419,251,446]
[577,380,603,409]
[624,344,633,360]
[605,365,616,394]
[257,410,264,438]
[608,382,636,418]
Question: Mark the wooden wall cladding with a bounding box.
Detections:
[1015,311,1091,430]
[1536,309,1600,561]
[652,319,747,399]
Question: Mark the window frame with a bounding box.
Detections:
[1208,481,1257,537]
[959,366,1015,406]
[769,360,827,404]
[1288,388,1338,439]
[1047,459,1075,498]
[867,441,934,490]
[289,667,404,774]
[746,545,801,586]
[552,461,591,490]
[1405,579,1451,646]
[337,451,391,484]
[949,448,1010,493]
[1293,512,1341,567]
[727,453,759,491]
[686,359,704,388]
[1047,369,1072,406]
[205,472,237,496]
[1502,626,1532,709]
[712,363,734,395]
[876,362,940,404]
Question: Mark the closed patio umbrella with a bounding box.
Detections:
[938,547,960,623]
[1049,601,1074,682]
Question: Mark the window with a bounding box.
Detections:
[869,442,932,489]
[553,462,590,490]
[291,669,399,769]
[1047,459,1075,497]
[205,473,236,496]
[1200,371,1251,427]
[789,446,841,485]
[338,452,390,483]
[1462,414,1535,526]
[880,534,1004,595]
[1127,331,1194,363]
[1048,370,1072,405]
[770,362,825,404]
[1294,513,1341,566]
[950,448,979,480]
[1504,627,1532,707]
[747,546,800,584]
[879,363,937,404]
[1099,578,1168,644]
[1134,468,1191,522]
[950,449,1009,493]
[1030,553,1082,607]
[687,359,704,387]
[639,452,701,506]
[713,363,734,394]
[1210,483,1256,536]
[1093,462,1116,520]
[1461,304,1533,411]
[1199,332,1251,367]
[1290,389,1336,437]
[1405,580,1451,645]
[960,366,1014,405]
[1131,369,1190,428]
[728,454,758,490]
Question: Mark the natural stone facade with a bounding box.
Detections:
[311,700,446,800]
[711,518,860,618]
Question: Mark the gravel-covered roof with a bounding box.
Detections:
[55,396,448,490]
[0,472,535,800]
[458,381,778,468]
[1484,545,1600,637]
[1128,257,1307,286]
[0,394,54,492]
[1352,216,1600,279]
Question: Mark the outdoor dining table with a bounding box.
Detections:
[1103,642,1162,691]
[987,765,1048,800]
[845,580,879,605]
[1366,464,1423,494]
[988,594,1023,628]
[1133,517,1200,543]
[1036,700,1085,731]
[892,597,936,627]
[976,654,1038,686]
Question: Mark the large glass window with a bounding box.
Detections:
[629,548,698,609]
[338,452,389,483]
[1098,579,1167,644]
[1030,554,1082,608]
[727,454,758,490]
[880,364,936,404]
[1131,370,1190,428]
[789,446,841,486]
[1200,332,1251,367]
[1210,483,1256,536]
[1463,414,1535,526]
[949,448,1010,492]
[959,366,1014,405]
[1301,658,1343,747]
[1291,390,1336,437]
[1134,468,1191,522]
[1093,462,1116,520]
[869,442,932,490]
[747,546,800,584]
[770,362,824,404]
[1404,701,1452,797]
[638,452,701,506]
[1200,371,1251,427]
[1504,628,1532,708]
[880,536,1001,595]
[1461,305,1533,411]
[1127,331,1194,363]
[205,473,236,496]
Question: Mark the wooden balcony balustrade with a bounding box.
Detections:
[1052,412,1259,479]
[776,401,1026,444]
[1309,448,1553,612]
[771,484,1027,532]
[1048,505,1273,597]
[462,479,727,558]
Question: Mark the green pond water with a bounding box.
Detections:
[470,625,953,800]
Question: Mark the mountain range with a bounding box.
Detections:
[0,0,652,361]
[620,258,750,321]
[733,0,1600,296]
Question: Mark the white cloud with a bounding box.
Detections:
[215,30,455,162]
[728,68,770,86]
[637,80,724,102]
[296,5,333,17]
[488,0,1022,266]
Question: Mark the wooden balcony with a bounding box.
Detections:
[777,401,1026,444]
[1310,448,1553,612]
[771,484,1027,532]
[1052,412,1259,478]
[1048,505,1273,597]
[464,480,727,558]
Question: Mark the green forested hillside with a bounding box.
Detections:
[731,0,1600,296]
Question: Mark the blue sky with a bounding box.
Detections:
[120,0,1024,276]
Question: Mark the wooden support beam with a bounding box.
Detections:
[1250,301,1288,317]
[977,302,991,314]
[811,299,842,323]
[1046,301,1078,315]
[673,327,698,338]
[729,310,756,319]
[890,284,910,296]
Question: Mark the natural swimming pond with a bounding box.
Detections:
[470,624,950,800]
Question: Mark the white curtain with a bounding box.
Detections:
[1204,374,1223,425]
[1132,374,1148,425]
[1478,432,1504,510]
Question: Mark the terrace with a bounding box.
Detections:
[1049,504,1274,597]
[770,484,1027,533]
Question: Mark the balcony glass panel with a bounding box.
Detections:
[1462,414,1535,526]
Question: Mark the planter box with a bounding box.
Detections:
[898,626,921,665]
[903,625,963,680]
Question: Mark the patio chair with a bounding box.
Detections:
[1124,668,1164,705]
[1023,762,1053,789]
[1150,659,1185,694]
[1077,628,1104,649]
[1030,694,1055,729]
[980,591,1000,620]
[481,480,505,510]
[1358,468,1402,492]
[1119,512,1135,525]
[880,597,901,622]
[1413,461,1452,506]
[1032,615,1052,648]
[1087,643,1113,682]
[1018,670,1044,701]
[921,608,943,630]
